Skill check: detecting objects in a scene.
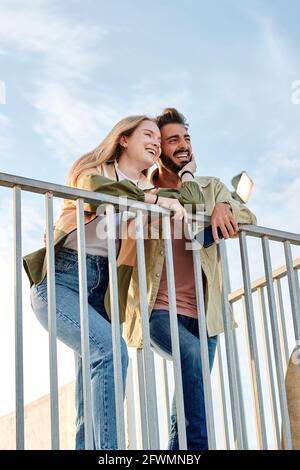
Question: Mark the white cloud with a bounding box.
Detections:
[0,1,106,81]
[130,73,191,115]
[248,19,300,234]
[0,1,113,165]
[30,82,120,165]
[0,80,6,104]
[0,114,12,158]
[254,14,297,78]
[195,13,300,236]
[129,81,191,116]
[29,78,192,166]
[0,2,194,167]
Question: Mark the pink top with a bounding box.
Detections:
[154,221,205,319]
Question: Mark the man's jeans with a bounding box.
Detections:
[30,247,128,449]
[150,309,218,450]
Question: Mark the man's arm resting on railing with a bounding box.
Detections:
[211,179,257,243]
[214,179,257,224]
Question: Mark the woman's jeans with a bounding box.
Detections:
[150,309,218,450]
[30,247,128,449]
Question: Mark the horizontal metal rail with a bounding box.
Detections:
[229,258,300,303]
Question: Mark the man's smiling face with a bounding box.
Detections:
[159,123,192,173]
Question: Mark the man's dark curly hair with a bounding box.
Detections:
[156,107,189,130]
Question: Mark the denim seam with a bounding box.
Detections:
[101,360,110,449]
[89,261,101,294]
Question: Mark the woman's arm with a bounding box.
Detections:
[76,173,146,213]
[144,192,187,220]
[145,181,204,213]
[148,155,205,210]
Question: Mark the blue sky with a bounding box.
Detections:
[0,0,299,234]
[0,0,300,448]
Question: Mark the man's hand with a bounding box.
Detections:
[211,202,238,243]
[178,154,197,180]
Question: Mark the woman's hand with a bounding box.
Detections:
[156,196,187,221]
[144,192,187,220]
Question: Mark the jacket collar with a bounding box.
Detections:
[149,167,212,188]
[98,161,155,191]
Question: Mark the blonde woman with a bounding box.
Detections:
[24,115,188,450]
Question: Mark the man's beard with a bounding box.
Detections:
[159,152,189,174]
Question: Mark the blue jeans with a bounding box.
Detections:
[149,309,218,450]
[30,247,128,449]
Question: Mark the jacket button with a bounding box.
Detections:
[155,273,160,278]
[160,250,164,256]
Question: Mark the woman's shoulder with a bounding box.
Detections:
[78,161,116,177]
[80,166,103,178]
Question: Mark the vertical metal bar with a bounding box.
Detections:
[136,349,150,449]
[192,240,216,449]
[106,204,126,450]
[274,278,289,368]
[261,236,292,449]
[216,341,230,450]
[239,231,268,449]
[162,214,187,450]
[240,295,256,446]
[45,193,60,449]
[76,198,93,449]
[258,287,281,449]
[13,186,24,450]
[284,241,300,346]
[221,243,248,449]
[161,358,171,436]
[232,326,249,449]
[294,268,300,368]
[218,239,243,449]
[125,357,137,450]
[150,350,160,448]
[135,210,159,449]
[294,269,300,326]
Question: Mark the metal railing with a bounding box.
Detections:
[226,249,300,450]
[0,171,299,450]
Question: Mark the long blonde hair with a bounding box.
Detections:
[67,115,155,187]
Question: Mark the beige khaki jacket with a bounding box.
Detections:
[116,171,257,348]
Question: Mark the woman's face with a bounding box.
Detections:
[121,120,161,169]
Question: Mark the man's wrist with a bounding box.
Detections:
[179,170,195,181]
[218,201,232,212]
